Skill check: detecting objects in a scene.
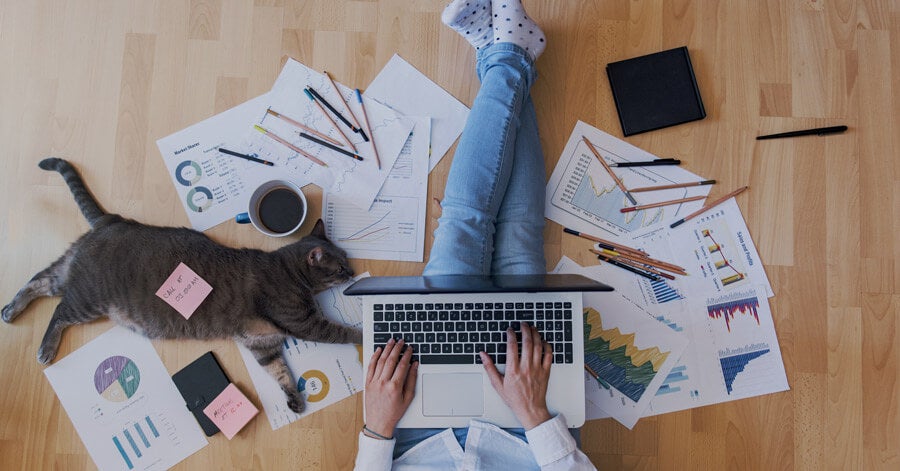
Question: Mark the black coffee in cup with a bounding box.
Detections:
[258,187,305,234]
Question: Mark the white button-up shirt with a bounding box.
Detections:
[354,415,596,470]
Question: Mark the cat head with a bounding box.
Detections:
[292,219,354,290]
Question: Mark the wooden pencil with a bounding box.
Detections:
[323,71,367,141]
[629,180,717,193]
[620,195,706,213]
[590,248,677,280]
[254,125,328,167]
[266,108,344,147]
[581,136,637,205]
[563,227,647,258]
[303,88,357,152]
[670,186,749,228]
[355,89,381,169]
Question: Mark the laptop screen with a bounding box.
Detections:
[343,274,613,295]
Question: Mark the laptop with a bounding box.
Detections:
[344,274,613,429]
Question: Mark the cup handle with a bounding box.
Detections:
[235,212,251,224]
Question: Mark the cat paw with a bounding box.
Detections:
[286,391,305,413]
[37,347,57,365]
[1,302,22,323]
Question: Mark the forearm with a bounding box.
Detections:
[525,415,597,471]
[354,431,396,471]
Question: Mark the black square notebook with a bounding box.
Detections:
[171,351,231,436]
[606,46,706,136]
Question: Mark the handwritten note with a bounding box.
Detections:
[202,383,258,440]
[155,263,213,319]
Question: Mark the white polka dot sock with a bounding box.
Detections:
[492,0,546,60]
[441,0,494,50]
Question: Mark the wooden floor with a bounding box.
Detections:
[1,0,897,469]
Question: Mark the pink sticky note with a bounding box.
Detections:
[155,262,213,319]
[203,383,259,440]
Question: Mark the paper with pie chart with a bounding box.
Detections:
[237,274,368,430]
[44,327,207,471]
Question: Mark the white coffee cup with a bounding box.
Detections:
[235,180,308,237]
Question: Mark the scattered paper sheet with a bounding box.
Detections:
[365,54,470,171]
[156,94,293,232]
[253,58,414,210]
[237,275,368,430]
[545,121,712,242]
[324,117,431,261]
[44,327,208,471]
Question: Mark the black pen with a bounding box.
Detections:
[298,132,364,161]
[756,125,848,140]
[611,159,681,167]
[306,86,360,134]
[218,147,274,166]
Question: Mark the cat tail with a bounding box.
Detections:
[38,158,106,227]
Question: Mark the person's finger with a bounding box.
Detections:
[506,328,519,370]
[520,322,533,369]
[373,339,395,379]
[480,351,505,392]
[391,345,414,383]
[531,325,544,366]
[542,340,553,369]
[403,361,419,404]
[366,347,382,381]
[380,339,405,380]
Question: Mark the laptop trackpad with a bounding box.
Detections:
[422,373,484,417]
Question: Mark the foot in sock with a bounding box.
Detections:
[442,0,494,50]
[492,0,546,60]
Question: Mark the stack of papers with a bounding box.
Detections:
[546,121,789,428]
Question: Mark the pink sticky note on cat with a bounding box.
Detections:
[203,383,259,440]
[155,262,213,319]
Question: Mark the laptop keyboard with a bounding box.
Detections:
[372,301,575,365]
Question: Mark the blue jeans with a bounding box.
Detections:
[395,42,549,459]
[423,42,546,277]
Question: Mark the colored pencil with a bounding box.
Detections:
[562,227,646,258]
[355,89,381,169]
[581,136,637,205]
[303,88,357,152]
[590,248,676,280]
[218,147,273,166]
[584,364,611,389]
[298,132,364,161]
[597,253,660,281]
[266,108,344,147]
[323,71,368,141]
[253,125,328,167]
[620,194,706,213]
[629,180,717,193]
[670,186,749,228]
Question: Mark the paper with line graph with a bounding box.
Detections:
[545,121,712,242]
[249,58,415,210]
[323,118,430,261]
[236,274,367,430]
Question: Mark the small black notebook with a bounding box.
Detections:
[171,351,231,436]
[606,46,706,136]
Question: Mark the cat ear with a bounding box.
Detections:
[307,246,325,266]
[311,219,326,238]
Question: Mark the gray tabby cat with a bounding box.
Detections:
[2,158,361,413]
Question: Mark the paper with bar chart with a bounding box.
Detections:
[323,118,430,261]
[44,327,207,471]
[237,274,367,430]
[545,121,711,242]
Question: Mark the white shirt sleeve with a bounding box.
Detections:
[524,415,597,470]
[353,432,396,471]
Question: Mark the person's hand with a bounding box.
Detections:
[364,338,418,438]
[481,323,553,430]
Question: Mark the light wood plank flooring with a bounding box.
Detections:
[1,1,897,469]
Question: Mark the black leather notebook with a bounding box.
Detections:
[606,46,706,136]
[171,351,231,436]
